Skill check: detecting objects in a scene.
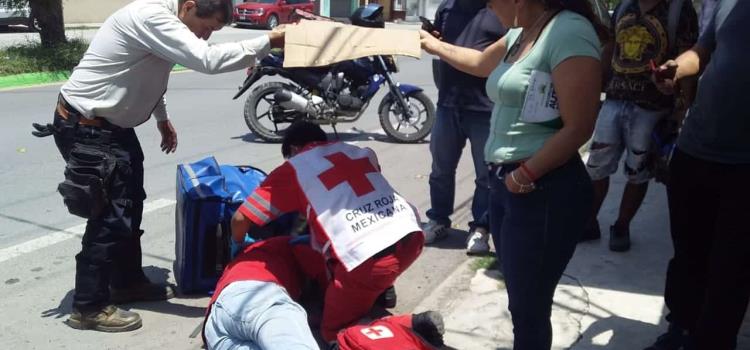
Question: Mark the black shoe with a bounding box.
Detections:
[579,221,602,243]
[644,324,689,350]
[376,286,397,309]
[609,224,631,252]
[412,311,445,347]
[110,281,175,304]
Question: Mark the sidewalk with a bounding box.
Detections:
[418,173,750,349]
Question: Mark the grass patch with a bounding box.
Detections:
[471,256,498,271]
[0,39,89,76]
[0,38,189,89]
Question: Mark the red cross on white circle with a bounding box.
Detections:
[360,325,394,340]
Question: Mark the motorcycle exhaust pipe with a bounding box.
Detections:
[274,89,315,114]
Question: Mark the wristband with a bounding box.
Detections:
[519,162,538,182]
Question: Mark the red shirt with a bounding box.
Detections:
[209,237,303,306]
[237,142,364,258]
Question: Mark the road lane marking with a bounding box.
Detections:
[0,198,176,264]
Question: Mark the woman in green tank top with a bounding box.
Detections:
[420,0,608,348]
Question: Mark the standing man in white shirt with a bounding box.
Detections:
[37,0,284,332]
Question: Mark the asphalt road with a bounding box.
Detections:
[0,30,480,349]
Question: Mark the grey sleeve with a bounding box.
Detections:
[135,8,270,74]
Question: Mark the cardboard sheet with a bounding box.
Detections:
[283,20,421,68]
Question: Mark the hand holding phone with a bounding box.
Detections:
[650,59,677,82]
[419,16,436,35]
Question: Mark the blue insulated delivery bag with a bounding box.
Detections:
[174,156,266,294]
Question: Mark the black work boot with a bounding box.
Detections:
[376,285,397,309]
[412,310,445,347]
[110,281,175,304]
[609,224,631,252]
[66,305,142,332]
[644,324,689,350]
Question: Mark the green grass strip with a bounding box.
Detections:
[0,65,190,90]
[0,71,71,89]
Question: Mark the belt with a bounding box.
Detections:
[56,96,110,128]
[488,160,524,171]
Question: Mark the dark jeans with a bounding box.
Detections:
[489,157,592,350]
[665,149,750,350]
[427,107,490,230]
[53,113,148,312]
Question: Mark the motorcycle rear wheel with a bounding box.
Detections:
[378,91,436,143]
[243,81,304,142]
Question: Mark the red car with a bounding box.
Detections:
[233,0,315,29]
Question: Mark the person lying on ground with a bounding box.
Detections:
[204,236,443,350]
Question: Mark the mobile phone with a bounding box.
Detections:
[419,16,436,34]
[650,59,676,82]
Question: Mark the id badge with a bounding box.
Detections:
[520,70,560,123]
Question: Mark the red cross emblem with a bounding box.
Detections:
[361,325,394,340]
[318,152,377,197]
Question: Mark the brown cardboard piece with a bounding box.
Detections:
[283,20,421,68]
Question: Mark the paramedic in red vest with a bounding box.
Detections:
[231,121,424,342]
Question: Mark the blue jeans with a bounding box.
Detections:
[427,107,490,229]
[586,99,667,184]
[489,157,592,349]
[204,281,319,350]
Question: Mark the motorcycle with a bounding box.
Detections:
[232,4,436,143]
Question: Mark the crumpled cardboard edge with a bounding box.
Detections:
[283,20,421,68]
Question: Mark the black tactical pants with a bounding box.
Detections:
[52,109,148,312]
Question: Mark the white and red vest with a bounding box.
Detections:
[288,142,422,271]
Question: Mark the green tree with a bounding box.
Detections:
[1,0,66,47]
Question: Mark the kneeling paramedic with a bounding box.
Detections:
[231,121,424,342]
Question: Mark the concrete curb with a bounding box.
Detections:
[416,259,592,350]
[412,257,476,315]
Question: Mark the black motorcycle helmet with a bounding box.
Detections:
[350,3,385,28]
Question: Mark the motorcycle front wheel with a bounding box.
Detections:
[378,91,436,143]
[243,81,304,142]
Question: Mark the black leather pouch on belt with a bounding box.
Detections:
[57,144,116,219]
